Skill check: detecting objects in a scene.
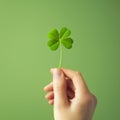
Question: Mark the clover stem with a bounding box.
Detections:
[58,41,62,68]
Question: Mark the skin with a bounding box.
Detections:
[44,68,97,120]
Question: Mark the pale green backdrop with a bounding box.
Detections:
[0,0,120,120]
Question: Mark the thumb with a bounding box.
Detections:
[52,68,68,108]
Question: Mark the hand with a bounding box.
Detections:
[44,68,97,120]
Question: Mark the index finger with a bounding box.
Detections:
[61,68,89,92]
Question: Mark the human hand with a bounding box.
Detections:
[44,68,97,120]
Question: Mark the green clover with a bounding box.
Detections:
[47,27,74,68]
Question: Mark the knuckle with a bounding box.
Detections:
[86,93,97,106]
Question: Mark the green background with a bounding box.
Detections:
[0,0,120,120]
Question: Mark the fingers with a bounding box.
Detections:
[44,69,69,107]
[52,68,69,108]
[44,68,89,107]
[44,82,54,105]
[44,82,53,92]
[44,89,74,104]
[45,91,54,100]
[51,68,88,91]
[61,68,89,93]
[48,99,54,105]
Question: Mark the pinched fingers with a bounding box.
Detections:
[44,82,54,105]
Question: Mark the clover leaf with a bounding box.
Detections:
[47,27,74,68]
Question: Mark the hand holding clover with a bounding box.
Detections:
[46,28,97,120]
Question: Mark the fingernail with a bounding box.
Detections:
[53,68,61,79]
